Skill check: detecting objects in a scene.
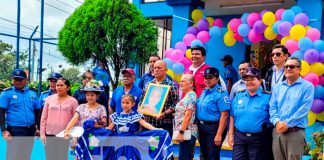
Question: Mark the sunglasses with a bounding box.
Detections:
[284,65,300,69]
[271,52,283,57]
[13,78,24,82]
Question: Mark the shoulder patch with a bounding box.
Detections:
[217,88,224,93]
[262,90,271,94]
[237,89,246,93]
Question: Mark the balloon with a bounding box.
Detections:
[183,34,196,46]
[233,32,243,42]
[197,19,209,31]
[311,99,324,114]
[298,37,313,51]
[292,50,304,60]
[308,111,317,126]
[306,26,312,30]
[228,18,241,33]
[294,13,309,26]
[316,111,324,121]
[197,31,210,44]
[275,8,285,20]
[318,51,324,63]
[186,26,199,36]
[191,39,203,48]
[164,48,174,58]
[213,19,223,28]
[253,20,266,34]
[172,62,185,74]
[291,6,303,14]
[173,74,182,83]
[264,26,277,40]
[276,34,283,41]
[281,9,295,22]
[191,9,203,22]
[319,76,324,85]
[260,9,270,18]
[281,36,291,45]
[310,62,324,76]
[248,29,262,43]
[163,58,174,69]
[290,24,306,40]
[170,49,184,62]
[224,31,236,46]
[238,23,250,37]
[306,28,321,42]
[300,60,310,76]
[243,36,252,45]
[314,86,324,99]
[209,26,221,38]
[285,39,298,53]
[206,17,214,27]
[247,12,260,27]
[272,20,281,34]
[303,72,319,86]
[262,11,276,25]
[278,21,293,36]
[304,49,319,64]
[175,42,187,52]
[167,69,175,79]
[185,49,192,59]
[181,57,192,69]
[313,40,324,52]
[241,13,249,23]
[261,34,272,43]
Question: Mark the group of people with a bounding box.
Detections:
[0,44,314,160]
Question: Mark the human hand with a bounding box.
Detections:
[228,134,234,148]
[41,135,46,145]
[2,131,11,141]
[63,130,70,140]
[176,133,184,142]
[276,121,288,133]
[214,134,222,146]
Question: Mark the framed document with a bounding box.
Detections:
[138,83,170,116]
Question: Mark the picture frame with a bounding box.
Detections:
[138,83,171,116]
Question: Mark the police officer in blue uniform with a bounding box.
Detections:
[0,69,41,160]
[39,72,62,108]
[196,67,230,160]
[228,68,273,160]
[220,55,238,93]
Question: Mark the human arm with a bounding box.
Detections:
[139,119,157,130]
[228,116,234,148]
[64,113,80,138]
[215,111,229,146]
[226,78,233,94]
[176,109,194,142]
[40,101,49,145]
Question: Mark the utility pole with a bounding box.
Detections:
[31,41,37,82]
[16,0,21,69]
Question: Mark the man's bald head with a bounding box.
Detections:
[154,60,167,81]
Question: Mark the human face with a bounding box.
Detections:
[238,63,249,78]
[149,89,162,106]
[49,79,57,91]
[122,72,135,86]
[86,91,99,104]
[56,80,70,96]
[244,76,261,93]
[223,60,229,67]
[191,50,205,66]
[12,78,27,90]
[149,56,159,72]
[271,48,288,66]
[204,75,218,89]
[121,97,135,113]
[180,75,193,92]
[83,72,93,85]
[284,59,301,80]
[154,60,167,79]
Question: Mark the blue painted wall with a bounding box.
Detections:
[132,0,173,18]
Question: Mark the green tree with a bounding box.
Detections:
[59,67,81,83]
[58,0,158,90]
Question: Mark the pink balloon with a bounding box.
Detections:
[234,32,243,42]
[248,29,262,43]
[303,72,320,86]
[197,31,211,44]
[247,12,260,27]
[319,76,324,85]
[229,18,241,33]
[285,39,299,54]
[275,8,285,20]
[213,19,223,27]
[183,34,196,46]
[306,28,321,42]
[181,57,192,69]
[164,48,174,58]
[170,49,184,62]
[175,42,187,52]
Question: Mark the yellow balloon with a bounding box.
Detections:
[290,24,306,40]
[306,26,312,30]
[308,111,317,126]
[317,111,324,121]
[281,36,290,45]
[264,26,277,40]
[186,49,192,59]
[300,60,311,76]
[224,31,236,46]
[206,17,214,27]
[191,9,203,22]
[310,62,324,76]
[174,74,182,83]
[262,12,276,26]
[167,69,175,79]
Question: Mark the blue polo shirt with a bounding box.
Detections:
[138,72,172,89]
[224,65,238,85]
[39,89,54,108]
[231,87,271,133]
[0,86,40,126]
[230,79,246,100]
[196,84,230,121]
[93,66,110,86]
[110,85,143,113]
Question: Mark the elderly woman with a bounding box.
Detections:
[173,74,198,160]
[228,68,273,160]
[196,67,230,160]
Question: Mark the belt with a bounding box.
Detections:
[8,124,35,129]
[236,130,265,137]
[198,120,218,125]
[286,127,304,132]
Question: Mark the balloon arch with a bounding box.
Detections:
[163,6,324,126]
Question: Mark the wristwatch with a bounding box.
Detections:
[179,130,184,134]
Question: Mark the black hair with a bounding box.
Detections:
[239,61,252,67]
[191,46,206,57]
[286,57,302,66]
[83,70,95,79]
[122,94,135,103]
[57,77,72,96]
[150,55,161,60]
[272,44,289,55]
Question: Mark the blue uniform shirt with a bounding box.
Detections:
[0,86,40,126]
[110,85,143,113]
[93,66,110,86]
[224,65,238,85]
[39,89,54,108]
[196,84,230,121]
[231,87,271,133]
[138,72,172,89]
[230,80,246,100]
[269,77,314,128]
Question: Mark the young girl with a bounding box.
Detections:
[107,94,158,134]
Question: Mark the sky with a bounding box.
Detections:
[0,0,93,81]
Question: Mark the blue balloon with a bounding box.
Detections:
[313,40,324,52]
[191,39,203,48]
[209,26,221,38]
[163,58,174,69]
[291,50,304,60]
[272,21,282,34]
[291,6,303,14]
[221,27,228,35]
[172,62,185,74]
[298,37,313,51]
[241,13,249,24]
[243,36,252,45]
[282,9,295,22]
[315,85,324,99]
[238,23,250,37]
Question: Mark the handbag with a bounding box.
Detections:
[172,130,191,140]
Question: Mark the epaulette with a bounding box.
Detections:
[217,88,224,93]
[237,89,246,93]
[262,90,271,94]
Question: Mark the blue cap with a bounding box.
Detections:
[204,67,219,77]
[242,67,261,80]
[47,72,62,80]
[11,69,27,79]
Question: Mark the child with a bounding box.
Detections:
[107,94,158,134]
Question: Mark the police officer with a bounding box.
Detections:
[220,55,238,93]
[196,67,230,160]
[0,69,41,160]
[39,72,62,108]
[228,68,273,160]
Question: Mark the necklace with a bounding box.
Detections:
[117,111,133,133]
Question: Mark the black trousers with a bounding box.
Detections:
[103,85,110,100]
[198,122,227,160]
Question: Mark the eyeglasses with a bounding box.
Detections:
[284,65,300,69]
[271,52,283,57]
